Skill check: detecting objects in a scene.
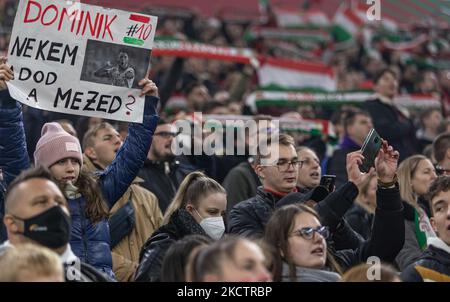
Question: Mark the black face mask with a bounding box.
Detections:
[14,206,71,249]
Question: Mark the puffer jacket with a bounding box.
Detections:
[134,209,209,282]
[401,237,450,282]
[0,89,159,279]
[228,182,362,245]
[68,96,159,279]
[0,90,30,243]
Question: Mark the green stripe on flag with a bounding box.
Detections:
[123,37,144,46]
[332,25,353,42]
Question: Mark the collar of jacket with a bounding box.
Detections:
[374,93,394,106]
[263,187,298,198]
[257,186,298,207]
[82,154,144,184]
[427,237,450,255]
[374,93,411,119]
[340,136,361,150]
[169,208,208,238]
[144,158,179,168]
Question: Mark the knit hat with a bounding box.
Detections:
[34,122,83,168]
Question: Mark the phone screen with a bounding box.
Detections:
[320,175,336,192]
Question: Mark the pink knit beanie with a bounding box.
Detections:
[34,122,83,168]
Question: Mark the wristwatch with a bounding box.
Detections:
[378,174,398,188]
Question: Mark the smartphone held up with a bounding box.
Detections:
[359,129,382,173]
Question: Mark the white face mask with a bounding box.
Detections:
[194,209,225,240]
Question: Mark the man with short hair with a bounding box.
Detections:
[327,110,373,188]
[83,122,163,282]
[138,119,196,213]
[363,68,419,161]
[228,134,301,237]
[417,108,443,153]
[401,176,450,282]
[0,166,109,282]
[433,133,450,176]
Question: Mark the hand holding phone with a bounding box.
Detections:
[359,129,382,173]
[320,175,336,192]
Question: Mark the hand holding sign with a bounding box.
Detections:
[139,78,158,97]
[7,0,157,123]
[0,57,14,91]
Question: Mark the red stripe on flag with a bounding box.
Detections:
[343,8,364,27]
[152,49,252,65]
[263,56,334,78]
[129,14,150,23]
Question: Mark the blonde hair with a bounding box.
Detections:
[163,171,226,225]
[0,244,64,282]
[397,155,429,209]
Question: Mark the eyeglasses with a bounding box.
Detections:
[154,131,179,138]
[265,159,300,172]
[291,226,330,240]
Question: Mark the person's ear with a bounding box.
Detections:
[255,165,265,180]
[185,203,195,214]
[84,146,97,160]
[4,214,21,233]
[430,217,438,234]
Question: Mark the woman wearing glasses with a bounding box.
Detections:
[265,204,342,282]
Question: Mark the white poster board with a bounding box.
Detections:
[7,0,157,123]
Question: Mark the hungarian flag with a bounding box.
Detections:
[257,57,336,91]
[273,7,330,28]
[332,3,365,42]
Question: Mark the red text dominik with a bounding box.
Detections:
[23,0,118,41]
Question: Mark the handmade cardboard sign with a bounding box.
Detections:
[7,0,157,123]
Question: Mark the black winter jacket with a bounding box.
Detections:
[334,185,405,271]
[363,99,419,162]
[138,159,196,214]
[228,183,364,251]
[134,209,209,282]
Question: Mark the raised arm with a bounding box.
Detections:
[0,57,30,241]
[0,57,31,185]
[98,79,159,208]
[336,141,404,269]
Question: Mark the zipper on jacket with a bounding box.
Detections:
[78,199,89,262]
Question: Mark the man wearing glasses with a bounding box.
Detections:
[228,134,300,238]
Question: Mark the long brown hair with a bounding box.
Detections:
[264,204,343,281]
[61,170,109,224]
